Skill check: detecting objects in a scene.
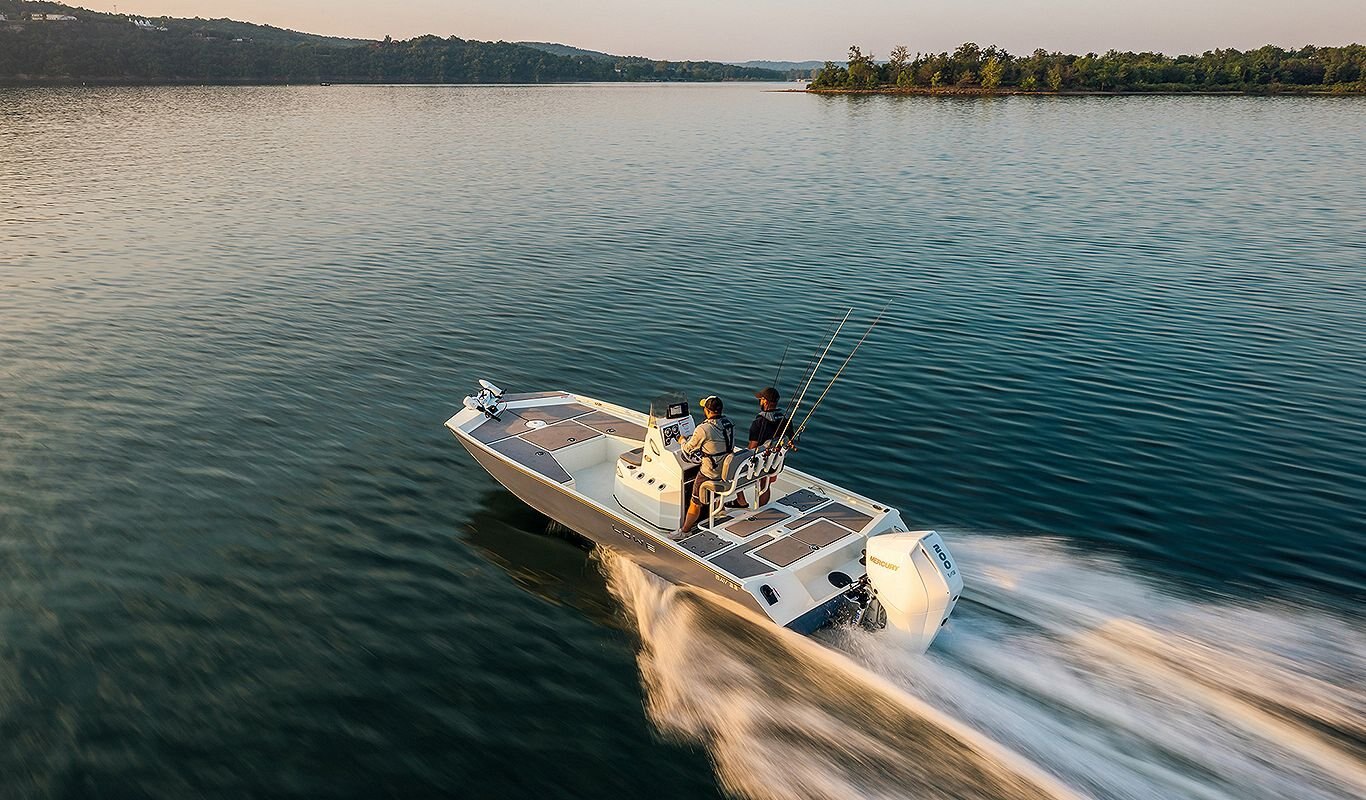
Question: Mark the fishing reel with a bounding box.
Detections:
[463,379,506,420]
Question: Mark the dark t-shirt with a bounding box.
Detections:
[749,407,788,446]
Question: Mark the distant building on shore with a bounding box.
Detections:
[32,14,79,21]
[131,19,167,31]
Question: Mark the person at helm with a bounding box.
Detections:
[673,395,734,539]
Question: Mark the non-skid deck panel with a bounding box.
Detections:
[619,447,643,468]
[680,531,731,558]
[755,536,818,567]
[503,391,569,402]
[725,508,790,537]
[572,410,647,441]
[710,534,776,579]
[489,437,572,484]
[794,502,873,533]
[516,403,595,424]
[470,415,535,445]
[777,489,829,512]
[791,519,854,548]
[519,420,602,451]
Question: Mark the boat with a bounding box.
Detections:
[447,380,963,651]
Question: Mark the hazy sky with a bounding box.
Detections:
[80,1,1365,61]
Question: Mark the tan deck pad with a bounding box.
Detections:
[777,488,829,512]
[792,519,855,548]
[489,437,571,484]
[516,403,594,424]
[725,508,790,537]
[470,414,534,445]
[519,420,601,451]
[679,531,731,558]
[574,410,648,441]
[710,534,776,579]
[755,536,819,568]
[794,502,874,533]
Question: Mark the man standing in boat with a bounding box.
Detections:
[730,386,787,510]
[674,395,734,538]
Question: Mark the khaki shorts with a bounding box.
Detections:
[692,472,719,503]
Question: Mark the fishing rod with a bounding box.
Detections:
[771,343,790,390]
[789,316,838,401]
[790,300,893,443]
[778,308,852,444]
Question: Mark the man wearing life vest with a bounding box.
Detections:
[730,386,787,509]
[674,395,734,538]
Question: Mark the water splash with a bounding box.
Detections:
[602,534,1365,800]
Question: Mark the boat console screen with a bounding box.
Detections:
[666,402,688,419]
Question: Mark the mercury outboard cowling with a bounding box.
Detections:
[865,530,962,652]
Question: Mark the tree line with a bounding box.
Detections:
[811,43,1366,93]
[0,3,783,84]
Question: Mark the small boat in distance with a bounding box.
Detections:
[448,381,963,651]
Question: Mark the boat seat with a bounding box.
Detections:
[698,449,759,527]
[619,446,644,468]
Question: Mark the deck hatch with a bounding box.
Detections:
[777,489,829,512]
[574,410,648,441]
[725,508,790,537]
[755,536,818,567]
[489,437,572,484]
[469,415,532,444]
[519,420,602,451]
[679,531,730,558]
[790,519,853,548]
[516,403,595,424]
[710,534,776,578]
[794,502,873,533]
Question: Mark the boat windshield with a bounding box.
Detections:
[648,391,690,424]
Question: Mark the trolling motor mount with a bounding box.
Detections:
[463,379,506,420]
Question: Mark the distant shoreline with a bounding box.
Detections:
[0,77,777,88]
[798,86,1366,97]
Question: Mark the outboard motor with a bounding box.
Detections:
[864,530,963,652]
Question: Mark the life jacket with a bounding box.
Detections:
[754,407,788,446]
[698,415,735,469]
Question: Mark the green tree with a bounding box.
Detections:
[1047,64,1063,91]
[888,44,909,85]
[810,60,848,88]
[847,45,878,88]
[981,57,1003,90]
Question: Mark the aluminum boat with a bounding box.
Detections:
[448,380,962,651]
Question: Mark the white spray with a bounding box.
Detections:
[601,535,1365,800]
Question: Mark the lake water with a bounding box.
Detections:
[1,83,1363,799]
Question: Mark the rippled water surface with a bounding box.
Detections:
[2,84,1364,798]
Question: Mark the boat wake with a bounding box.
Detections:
[601,534,1365,800]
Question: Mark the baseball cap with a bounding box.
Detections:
[755,387,779,403]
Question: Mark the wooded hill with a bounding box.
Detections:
[811,43,1366,93]
[0,1,785,84]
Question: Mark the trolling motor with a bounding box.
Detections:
[463,379,505,420]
